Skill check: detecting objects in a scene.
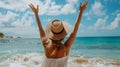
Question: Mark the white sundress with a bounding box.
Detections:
[41,45,68,67]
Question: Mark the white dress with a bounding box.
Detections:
[41,56,68,67]
[41,45,68,67]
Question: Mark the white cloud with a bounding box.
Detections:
[0,11,18,27]
[94,16,108,29]
[90,13,120,30]
[61,0,77,14]
[0,0,78,15]
[45,1,62,15]
[104,0,119,2]
[0,11,39,38]
[61,4,75,14]
[0,11,18,22]
[0,0,43,12]
[0,0,27,12]
[67,0,78,4]
[11,11,33,27]
[92,1,105,16]
[112,10,120,15]
[107,13,120,30]
[42,0,78,15]
[84,1,106,20]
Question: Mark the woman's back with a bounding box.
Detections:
[42,40,68,67]
[44,39,69,58]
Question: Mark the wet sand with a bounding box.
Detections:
[74,58,120,67]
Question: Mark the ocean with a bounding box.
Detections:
[0,37,120,67]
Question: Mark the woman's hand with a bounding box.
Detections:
[80,1,88,12]
[29,4,39,14]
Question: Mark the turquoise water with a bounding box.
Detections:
[71,37,120,60]
[0,37,120,61]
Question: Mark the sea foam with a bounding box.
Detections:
[0,53,119,67]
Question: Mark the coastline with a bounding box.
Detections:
[74,57,120,67]
[0,37,120,67]
[0,53,120,67]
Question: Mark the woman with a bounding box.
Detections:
[29,1,88,67]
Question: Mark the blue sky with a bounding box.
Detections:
[0,0,120,38]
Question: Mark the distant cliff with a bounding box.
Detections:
[0,32,4,38]
[0,32,13,38]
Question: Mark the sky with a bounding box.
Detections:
[0,0,120,38]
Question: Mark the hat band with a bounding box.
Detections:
[51,28,64,34]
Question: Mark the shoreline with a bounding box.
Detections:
[0,53,120,67]
[74,58,120,67]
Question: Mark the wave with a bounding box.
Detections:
[0,53,120,67]
[0,53,43,67]
[88,45,120,50]
[72,45,120,50]
[0,39,14,44]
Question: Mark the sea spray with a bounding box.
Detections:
[0,53,120,67]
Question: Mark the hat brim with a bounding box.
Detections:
[45,22,70,40]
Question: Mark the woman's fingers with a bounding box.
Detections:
[29,4,34,9]
[80,2,82,6]
[29,4,39,14]
[37,5,39,9]
[79,1,88,11]
[84,1,88,6]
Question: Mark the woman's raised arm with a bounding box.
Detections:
[29,4,47,47]
[65,1,88,49]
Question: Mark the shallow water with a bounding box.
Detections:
[0,37,120,67]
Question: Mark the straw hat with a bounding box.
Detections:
[46,19,70,40]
